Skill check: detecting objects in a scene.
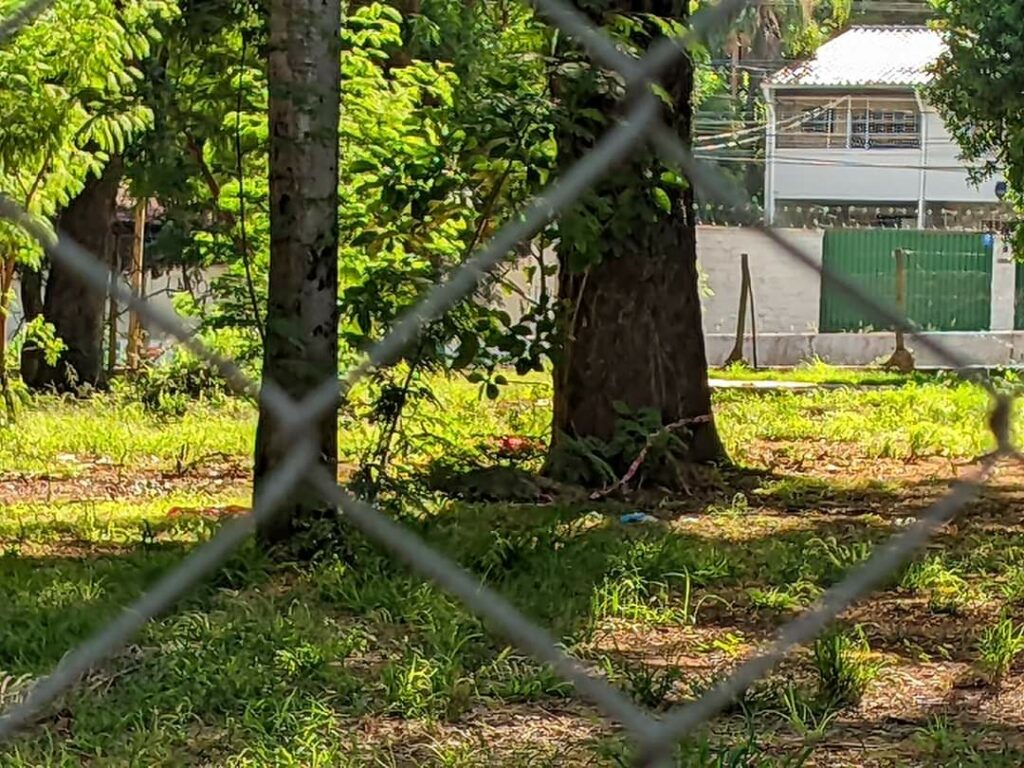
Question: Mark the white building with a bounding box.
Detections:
[763,26,1008,230]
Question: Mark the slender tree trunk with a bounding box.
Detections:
[106,244,120,376]
[547,1,723,483]
[126,201,147,371]
[253,0,341,547]
[22,160,122,391]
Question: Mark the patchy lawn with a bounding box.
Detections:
[2,367,1024,766]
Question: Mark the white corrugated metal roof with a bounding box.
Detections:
[767,26,944,88]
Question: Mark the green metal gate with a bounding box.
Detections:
[819,229,993,332]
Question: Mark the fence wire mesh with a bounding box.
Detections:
[0,0,1015,764]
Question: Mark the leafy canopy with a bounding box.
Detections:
[930,0,1021,240]
[0,0,177,264]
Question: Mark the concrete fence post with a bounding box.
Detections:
[990,234,1015,332]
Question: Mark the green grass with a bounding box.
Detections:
[0,396,254,474]
[711,359,920,386]
[2,365,1023,765]
[0,363,1005,479]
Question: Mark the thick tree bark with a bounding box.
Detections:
[253,0,341,547]
[550,210,723,463]
[17,263,45,388]
[22,160,122,391]
[19,265,43,323]
[548,1,724,482]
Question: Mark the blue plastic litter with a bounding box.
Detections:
[620,512,657,524]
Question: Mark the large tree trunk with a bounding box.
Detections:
[253,0,341,547]
[19,265,44,323]
[22,161,122,391]
[548,1,724,484]
[16,263,45,393]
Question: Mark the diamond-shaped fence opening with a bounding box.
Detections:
[0,0,1014,765]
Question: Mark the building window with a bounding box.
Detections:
[804,107,836,134]
[776,99,844,148]
[850,102,920,149]
[776,96,920,150]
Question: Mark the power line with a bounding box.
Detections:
[696,153,1004,172]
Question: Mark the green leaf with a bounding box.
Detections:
[651,187,672,214]
[349,159,378,173]
[659,171,687,189]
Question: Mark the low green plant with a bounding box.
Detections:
[604,657,682,710]
[911,715,1024,766]
[811,626,883,706]
[706,493,750,518]
[590,565,720,627]
[424,740,483,768]
[477,649,572,702]
[747,581,821,612]
[976,616,1024,683]
[116,348,235,415]
[379,651,475,720]
[901,555,976,614]
[999,566,1024,605]
[590,566,676,625]
[596,729,812,767]
[683,673,781,716]
[806,535,873,584]
[778,683,840,740]
[546,402,697,487]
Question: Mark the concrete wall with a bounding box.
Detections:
[992,237,1016,332]
[496,228,828,337]
[5,228,1018,370]
[774,147,922,202]
[705,331,1024,368]
[697,226,824,334]
[697,226,1020,367]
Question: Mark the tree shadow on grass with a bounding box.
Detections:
[6,464,1024,764]
[391,461,1024,671]
[0,539,271,677]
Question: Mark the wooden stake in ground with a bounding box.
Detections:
[748,256,758,369]
[724,253,750,366]
[725,253,756,368]
[126,201,146,370]
[885,247,915,372]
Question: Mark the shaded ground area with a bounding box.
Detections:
[2,374,1024,766]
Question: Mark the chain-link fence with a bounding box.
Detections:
[0,0,1015,765]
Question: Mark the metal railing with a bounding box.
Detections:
[0,1,1013,765]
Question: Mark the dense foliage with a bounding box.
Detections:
[930,0,1024,244]
[0,0,177,415]
[0,0,848,463]
[134,1,558,388]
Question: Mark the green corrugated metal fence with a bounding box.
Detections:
[819,229,993,332]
